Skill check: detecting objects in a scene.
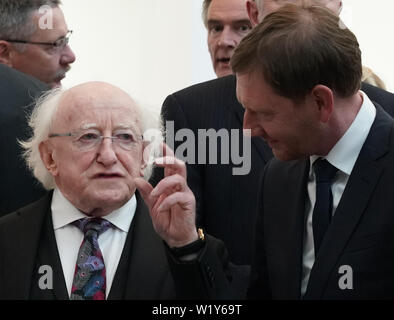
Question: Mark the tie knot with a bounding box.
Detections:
[313,159,338,183]
[73,218,112,237]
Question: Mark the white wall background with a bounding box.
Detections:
[61,0,394,112]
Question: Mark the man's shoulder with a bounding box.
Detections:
[163,75,238,110]
[173,74,236,97]
[0,63,48,93]
[361,82,394,117]
[0,193,51,228]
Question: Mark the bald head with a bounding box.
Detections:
[53,82,142,133]
[249,0,342,26]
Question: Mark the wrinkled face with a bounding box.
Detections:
[257,0,342,21]
[9,7,76,87]
[207,0,251,77]
[237,71,321,161]
[41,84,146,216]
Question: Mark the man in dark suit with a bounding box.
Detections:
[229,4,394,299]
[0,64,49,216]
[0,81,233,300]
[153,0,394,271]
[150,2,394,301]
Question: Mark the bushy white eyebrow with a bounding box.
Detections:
[78,123,141,134]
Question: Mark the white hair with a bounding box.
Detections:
[20,86,162,190]
[133,98,163,180]
[20,88,64,190]
[255,0,263,8]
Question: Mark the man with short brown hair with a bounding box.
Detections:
[232,3,394,299]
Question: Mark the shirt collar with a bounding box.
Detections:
[51,188,137,233]
[310,91,376,174]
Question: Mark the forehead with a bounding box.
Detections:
[30,6,68,41]
[55,90,141,130]
[236,72,265,106]
[236,71,279,108]
[208,0,249,20]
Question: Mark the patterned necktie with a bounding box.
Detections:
[312,159,338,255]
[70,218,112,300]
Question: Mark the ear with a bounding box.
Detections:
[0,41,13,66]
[39,141,59,176]
[338,1,343,15]
[309,85,334,123]
[247,1,259,27]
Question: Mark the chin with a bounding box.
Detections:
[92,188,132,207]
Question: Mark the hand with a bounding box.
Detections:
[135,142,198,248]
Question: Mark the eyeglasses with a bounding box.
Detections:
[4,30,73,53]
[48,128,142,151]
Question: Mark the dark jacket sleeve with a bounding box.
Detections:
[165,234,247,300]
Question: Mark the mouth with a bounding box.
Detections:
[93,173,123,179]
[51,75,65,88]
[217,57,231,65]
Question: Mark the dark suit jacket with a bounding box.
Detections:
[0,192,235,300]
[152,74,394,268]
[0,64,49,216]
[248,106,394,299]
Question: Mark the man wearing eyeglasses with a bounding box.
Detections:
[0,0,75,88]
[0,81,235,300]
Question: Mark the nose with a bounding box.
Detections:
[60,44,76,65]
[218,27,236,48]
[243,109,266,138]
[96,138,118,166]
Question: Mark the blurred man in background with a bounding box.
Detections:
[0,0,75,87]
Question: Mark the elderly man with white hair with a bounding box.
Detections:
[0,81,234,300]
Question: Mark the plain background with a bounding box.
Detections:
[61,0,394,112]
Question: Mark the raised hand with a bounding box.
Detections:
[135,143,198,248]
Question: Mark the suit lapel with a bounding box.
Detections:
[34,207,69,300]
[271,159,309,299]
[108,193,174,299]
[305,107,394,298]
[4,193,51,299]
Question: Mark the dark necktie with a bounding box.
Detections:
[312,159,338,255]
[70,218,112,300]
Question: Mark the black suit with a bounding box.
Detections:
[248,106,394,299]
[0,192,234,300]
[0,64,49,216]
[152,74,394,268]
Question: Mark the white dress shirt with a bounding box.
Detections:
[301,91,376,295]
[51,188,136,298]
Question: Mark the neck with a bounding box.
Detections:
[317,92,364,156]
